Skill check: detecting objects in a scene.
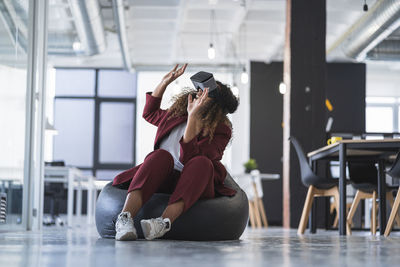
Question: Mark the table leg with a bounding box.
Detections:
[378,159,387,235]
[251,183,262,228]
[325,197,330,230]
[257,198,268,227]
[309,201,317,233]
[248,201,256,227]
[309,160,317,233]
[67,171,74,227]
[93,187,98,216]
[87,180,93,224]
[77,180,82,225]
[339,143,347,235]
[7,182,13,223]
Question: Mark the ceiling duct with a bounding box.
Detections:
[328,0,400,61]
[367,39,400,60]
[0,0,106,56]
[68,0,107,56]
[0,0,28,53]
[112,0,132,71]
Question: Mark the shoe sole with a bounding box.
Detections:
[115,231,137,241]
[140,220,153,240]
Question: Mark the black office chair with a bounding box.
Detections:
[43,161,66,226]
[346,161,400,235]
[289,136,340,234]
[385,153,400,236]
[43,182,66,226]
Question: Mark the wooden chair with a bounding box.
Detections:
[289,137,340,235]
[347,190,399,235]
[385,154,400,236]
[346,161,400,235]
[331,202,351,228]
[247,174,268,228]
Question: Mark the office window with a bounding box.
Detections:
[55,69,95,96]
[99,102,135,163]
[53,99,95,166]
[53,69,136,180]
[366,107,393,133]
[366,97,398,133]
[98,70,136,97]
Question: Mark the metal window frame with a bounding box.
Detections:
[53,68,137,179]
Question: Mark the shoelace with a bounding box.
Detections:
[152,218,166,234]
[117,213,130,229]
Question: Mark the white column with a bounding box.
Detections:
[23,0,49,231]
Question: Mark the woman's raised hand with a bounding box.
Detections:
[152,64,187,98]
[161,64,188,86]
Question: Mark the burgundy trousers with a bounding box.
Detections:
[127,149,215,212]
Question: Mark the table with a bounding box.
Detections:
[307,139,400,235]
[234,171,280,228]
[44,166,95,226]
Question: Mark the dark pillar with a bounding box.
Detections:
[283,0,327,228]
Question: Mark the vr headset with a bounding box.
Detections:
[190,71,219,98]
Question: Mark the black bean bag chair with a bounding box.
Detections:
[95,173,249,241]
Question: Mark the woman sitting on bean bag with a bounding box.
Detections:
[112,64,239,241]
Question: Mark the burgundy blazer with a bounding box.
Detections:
[112,92,236,197]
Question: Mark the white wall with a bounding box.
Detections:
[0,65,27,180]
[44,67,56,162]
[135,70,250,175]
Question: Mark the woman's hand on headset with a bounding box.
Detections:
[183,88,208,143]
[187,87,210,120]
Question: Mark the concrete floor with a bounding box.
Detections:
[1,224,400,267]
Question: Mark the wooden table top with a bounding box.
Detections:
[307,138,400,158]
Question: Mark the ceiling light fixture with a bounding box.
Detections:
[279,82,287,94]
[208,10,216,60]
[231,82,239,97]
[363,0,368,12]
[208,43,215,59]
[241,66,249,84]
[72,41,82,51]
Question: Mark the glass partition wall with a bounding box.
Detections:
[0,0,48,230]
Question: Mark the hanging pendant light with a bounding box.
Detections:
[231,82,239,97]
[279,82,287,94]
[208,43,215,59]
[208,10,216,60]
[72,41,82,52]
[363,0,368,11]
[241,66,248,84]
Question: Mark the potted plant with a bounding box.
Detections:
[243,158,258,173]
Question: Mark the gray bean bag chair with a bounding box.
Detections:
[95,173,249,241]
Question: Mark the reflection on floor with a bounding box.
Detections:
[1,224,400,267]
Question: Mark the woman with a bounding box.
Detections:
[112,64,239,241]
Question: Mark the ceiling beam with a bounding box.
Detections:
[112,0,133,71]
[225,0,253,63]
[170,0,188,64]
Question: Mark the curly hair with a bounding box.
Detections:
[167,81,239,143]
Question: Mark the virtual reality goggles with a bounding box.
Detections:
[190,71,219,98]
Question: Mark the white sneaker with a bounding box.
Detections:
[115,211,137,241]
[140,217,171,240]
